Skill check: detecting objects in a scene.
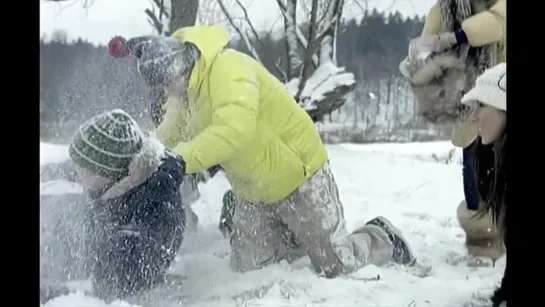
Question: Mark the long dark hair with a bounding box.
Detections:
[474,127,507,228]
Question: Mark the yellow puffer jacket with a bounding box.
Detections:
[155,25,328,204]
[422,0,506,148]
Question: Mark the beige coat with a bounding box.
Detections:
[457,200,505,261]
[421,0,506,147]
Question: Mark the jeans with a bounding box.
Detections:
[462,146,480,211]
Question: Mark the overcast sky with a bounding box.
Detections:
[40,0,435,45]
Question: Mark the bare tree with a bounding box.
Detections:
[44,0,199,36]
[146,0,200,35]
[43,0,96,7]
[217,0,355,122]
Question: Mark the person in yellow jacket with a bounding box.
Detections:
[411,0,506,266]
[107,24,416,277]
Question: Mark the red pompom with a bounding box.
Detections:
[108,36,130,58]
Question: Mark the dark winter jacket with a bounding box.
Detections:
[86,139,186,300]
[462,145,479,210]
[463,138,495,210]
[473,139,495,203]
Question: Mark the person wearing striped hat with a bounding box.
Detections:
[41,109,187,303]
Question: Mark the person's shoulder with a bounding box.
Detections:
[216,48,258,69]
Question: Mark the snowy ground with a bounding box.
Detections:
[40,141,503,307]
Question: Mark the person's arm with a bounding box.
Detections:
[458,0,506,47]
[421,2,442,36]
[172,52,259,174]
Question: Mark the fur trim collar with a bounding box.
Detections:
[100,138,166,201]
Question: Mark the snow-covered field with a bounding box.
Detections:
[40,141,503,307]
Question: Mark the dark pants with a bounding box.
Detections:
[462,145,480,211]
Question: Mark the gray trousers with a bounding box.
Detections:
[229,163,394,277]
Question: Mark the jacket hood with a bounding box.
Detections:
[170,25,229,71]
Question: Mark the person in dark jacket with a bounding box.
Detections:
[40,109,186,303]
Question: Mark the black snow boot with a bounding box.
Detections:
[219,190,236,238]
[366,216,416,266]
[491,286,506,307]
[491,266,508,307]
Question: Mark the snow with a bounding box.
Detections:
[40,142,71,165]
[40,141,503,307]
[287,62,355,111]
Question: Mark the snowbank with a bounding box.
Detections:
[40,142,70,165]
[286,62,356,112]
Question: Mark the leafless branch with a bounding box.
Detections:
[295,0,319,99]
[276,0,318,68]
[233,0,261,42]
[274,58,287,81]
[216,0,261,62]
[43,0,95,8]
[216,0,286,77]
[145,8,164,34]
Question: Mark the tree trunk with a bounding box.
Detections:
[169,0,199,33]
[282,0,300,80]
[318,0,344,65]
[295,0,319,99]
[386,75,392,105]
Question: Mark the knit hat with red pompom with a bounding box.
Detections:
[108,35,200,88]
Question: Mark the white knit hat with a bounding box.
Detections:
[461,63,506,111]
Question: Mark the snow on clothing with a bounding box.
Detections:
[420,0,506,148]
[39,140,186,303]
[133,25,417,277]
[86,142,186,299]
[155,25,328,204]
[65,110,186,300]
[229,163,416,276]
[69,109,146,181]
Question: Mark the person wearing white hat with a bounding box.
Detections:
[399,0,507,268]
[460,62,507,307]
[461,62,506,140]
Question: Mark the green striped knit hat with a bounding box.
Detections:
[69,109,144,180]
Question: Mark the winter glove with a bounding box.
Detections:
[164,149,187,176]
[219,190,236,238]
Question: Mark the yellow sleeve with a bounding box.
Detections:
[172,53,259,174]
[155,96,186,149]
[421,2,442,36]
[461,0,506,47]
